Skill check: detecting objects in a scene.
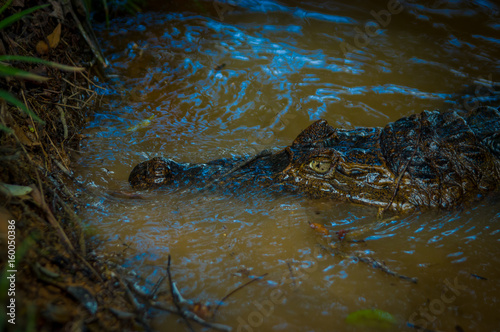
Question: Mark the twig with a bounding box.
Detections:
[212,273,268,319]
[118,275,143,311]
[61,77,95,93]
[151,276,166,299]
[167,255,195,332]
[78,90,97,109]
[50,102,83,109]
[56,106,68,139]
[62,0,108,68]
[322,244,417,283]
[46,133,70,172]
[151,302,232,332]
[64,47,107,90]
[357,256,418,283]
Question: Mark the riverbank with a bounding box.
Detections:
[0,1,145,330]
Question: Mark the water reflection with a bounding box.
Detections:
[77,0,500,331]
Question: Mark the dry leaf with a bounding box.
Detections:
[190,302,212,320]
[48,0,65,20]
[13,125,39,146]
[309,222,329,235]
[126,114,155,132]
[36,41,49,55]
[47,23,61,48]
[36,23,62,54]
[336,229,350,241]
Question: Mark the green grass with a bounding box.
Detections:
[0,1,83,133]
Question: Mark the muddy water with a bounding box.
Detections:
[76,1,500,331]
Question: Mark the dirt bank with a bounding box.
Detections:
[0,1,147,330]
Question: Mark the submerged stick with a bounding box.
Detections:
[212,273,268,319]
[357,256,418,283]
[151,302,232,332]
[321,244,418,283]
[167,255,195,332]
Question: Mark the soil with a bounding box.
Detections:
[0,1,149,330]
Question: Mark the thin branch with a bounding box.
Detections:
[167,255,195,332]
[151,302,232,332]
[151,276,166,299]
[212,273,268,319]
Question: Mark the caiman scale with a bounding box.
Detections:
[129,106,500,212]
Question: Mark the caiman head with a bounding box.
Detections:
[129,119,401,209]
[269,120,400,208]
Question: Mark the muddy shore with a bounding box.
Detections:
[0,1,148,330]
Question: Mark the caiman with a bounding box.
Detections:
[129,106,500,212]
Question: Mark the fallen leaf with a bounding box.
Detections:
[336,229,350,241]
[0,183,33,196]
[36,41,49,55]
[190,302,212,320]
[309,222,329,235]
[127,114,155,132]
[345,308,396,329]
[13,125,39,146]
[36,23,62,54]
[47,23,61,48]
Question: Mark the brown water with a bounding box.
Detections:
[76,1,500,331]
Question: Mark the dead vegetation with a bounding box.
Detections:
[0,0,151,330]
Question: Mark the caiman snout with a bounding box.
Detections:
[129,157,182,190]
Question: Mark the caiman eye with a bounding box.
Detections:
[308,160,331,174]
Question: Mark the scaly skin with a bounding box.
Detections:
[129,106,500,212]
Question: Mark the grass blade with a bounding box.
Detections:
[0,64,49,81]
[0,0,13,17]
[0,123,13,133]
[0,4,50,30]
[0,55,85,72]
[0,90,45,124]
